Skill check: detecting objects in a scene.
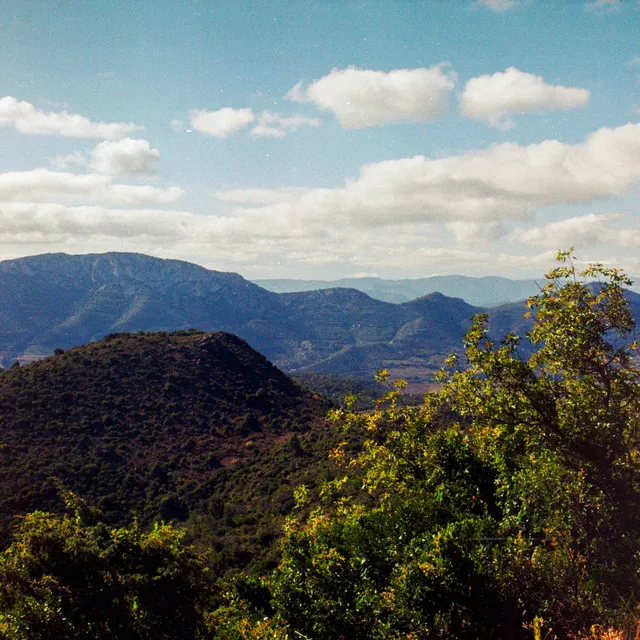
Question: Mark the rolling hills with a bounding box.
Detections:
[5,252,639,385]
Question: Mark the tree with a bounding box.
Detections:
[269,251,640,639]
[0,492,211,639]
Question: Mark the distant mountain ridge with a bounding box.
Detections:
[253,274,544,306]
[4,252,639,384]
[0,252,288,365]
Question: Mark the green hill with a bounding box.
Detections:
[0,330,335,572]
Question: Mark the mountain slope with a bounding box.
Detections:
[291,292,478,381]
[0,330,331,560]
[0,252,295,366]
[1,252,557,383]
[1,253,482,381]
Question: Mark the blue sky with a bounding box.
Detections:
[1,0,639,280]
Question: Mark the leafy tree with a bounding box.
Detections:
[268,251,640,639]
[0,492,211,639]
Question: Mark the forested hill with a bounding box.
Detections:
[0,330,332,562]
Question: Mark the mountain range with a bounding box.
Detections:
[254,274,544,306]
[4,252,639,384]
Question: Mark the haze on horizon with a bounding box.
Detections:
[1,0,639,282]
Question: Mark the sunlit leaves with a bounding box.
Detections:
[268,250,640,638]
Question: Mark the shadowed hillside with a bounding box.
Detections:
[0,330,333,571]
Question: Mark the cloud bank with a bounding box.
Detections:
[217,122,640,232]
[0,169,182,206]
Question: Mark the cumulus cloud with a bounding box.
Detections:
[460,67,590,128]
[0,169,182,206]
[216,123,640,231]
[286,65,456,129]
[189,107,255,137]
[249,111,322,138]
[0,96,140,139]
[89,138,160,176]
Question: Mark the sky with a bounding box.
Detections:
[1,0,639,281]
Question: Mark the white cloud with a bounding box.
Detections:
[286,65,456,129]
[89,138,160,176]
[186,108,320,139]
[460,67,590,128]
[514,212,640,248]
[215,122,640,232]
[0,96,140,139]
[3,122,640,279]
[189,107,255,137]
[476,0,519,11]
[171,119,185,133]
[0,199,561,280]
[0,169,182,206]
[249,111,322,138]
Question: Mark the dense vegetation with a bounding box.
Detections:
[0,330,336,573]
[0,493,212,639]
[2,252,640,638]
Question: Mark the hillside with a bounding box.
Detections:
[0,252,296,366]
[0,330,334,570]
[287,292,478,384]
[0,253,488,384]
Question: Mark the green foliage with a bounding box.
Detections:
[0,493,210,639]
[0,330,331,573]
[5,251,640,638]
[266,251,640,638]
[293,372,388,410]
